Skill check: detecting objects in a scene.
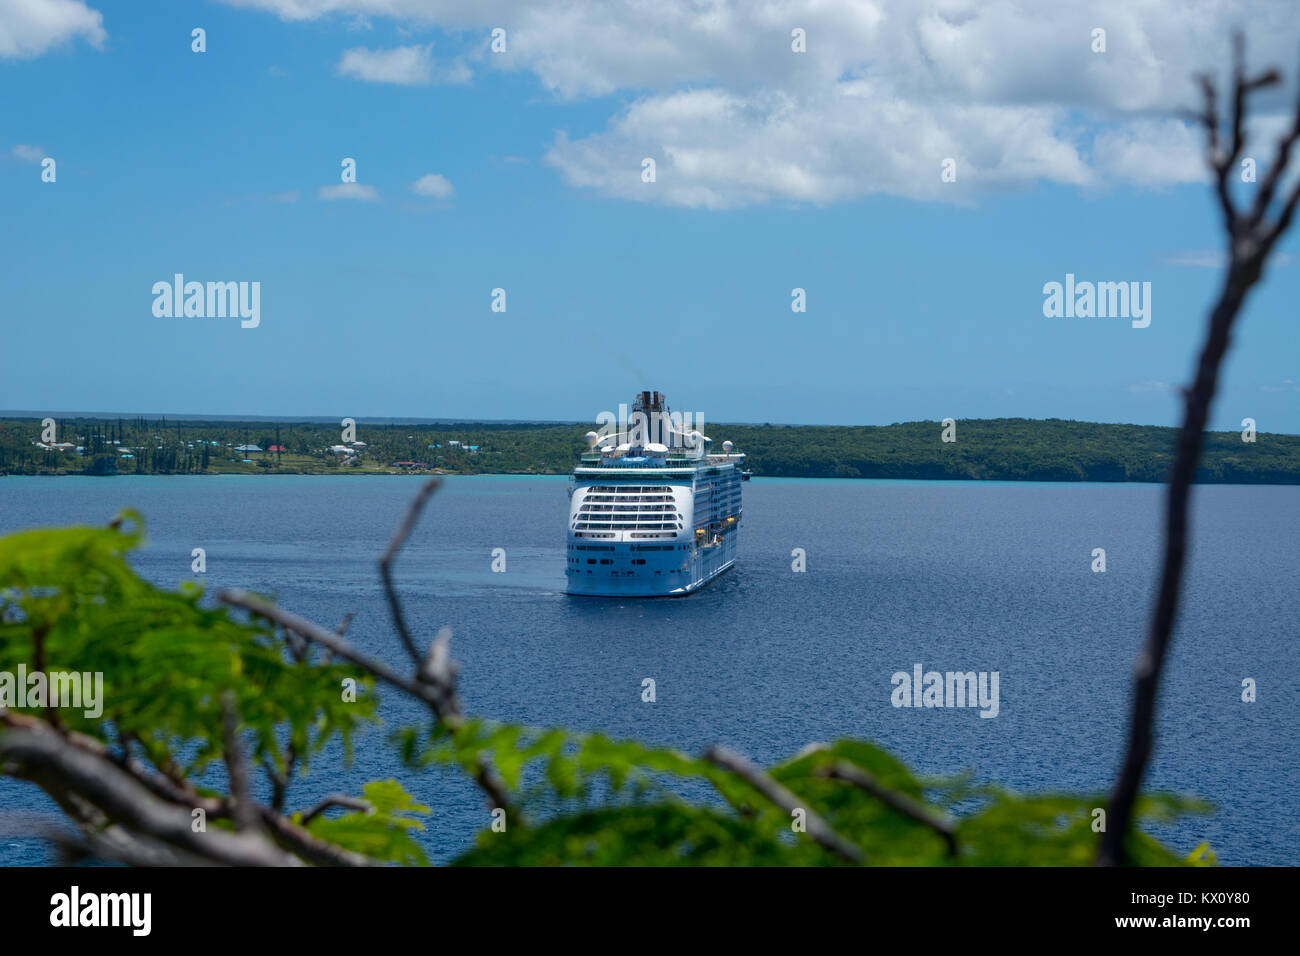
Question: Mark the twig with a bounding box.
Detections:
[1100,36,1300,865]
[218,589,514,814]
[220,691,258,832]
[9,713,228,819]
[299,794,371,825]
[379,477,442,665]
[320,612,354,665]
[257,807,378,867]
[706,745,864,863]
[814,761,957,856]
[219,590,451,715]
[0,721,299,866]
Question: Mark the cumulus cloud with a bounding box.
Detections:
[412,173,454,198]
[0,0,106,59]
[220,0,1300,207]
[318,183,380,200]
[549,85,1094,208]
[1091,120,1205,186]
[336,43,467,85]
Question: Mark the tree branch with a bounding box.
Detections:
[218,589,514,815]
[706,745,864,863]
[298,794,371,825]
[220,691,258,832]
[379,477,442,666]
[0,721,300,866]
[1100,36,1300,865]
[814,761,957,857]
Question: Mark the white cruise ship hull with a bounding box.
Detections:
[566,526,738,597]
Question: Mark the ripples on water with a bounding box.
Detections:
[0,475,1295,864]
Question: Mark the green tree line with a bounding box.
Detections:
[1,416,1296,483]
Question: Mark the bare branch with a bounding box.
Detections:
[379,477,443,665]
[814,761,957,857]
[3,711,381,866]
[706,745,864,864]
[220,691,258,832]
[218,588,515,815]
[257,807,378,867]
[1100,37,1300,865]
[298,794,371,825]
[9,713,228,819]
[220,589,451,716]
[0,721,300,866]
[1228,33,1247,170]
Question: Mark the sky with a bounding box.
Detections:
[1,0,1298,431]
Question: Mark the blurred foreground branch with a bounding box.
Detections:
[1101,35,1300,865]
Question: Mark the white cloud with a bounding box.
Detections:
[1261,379,1300,393]
[11,143,46,162]
[220,0,1300,207]
[547,85,1093,208]
[1128,381,1172,393]
[412,172,454,198]
[318,183,380,200]
[1162,250,1225,268]
[1091,120,1205,186]
[1163,249,1293,268]
[0,0,106,59]
[336,43,467,85]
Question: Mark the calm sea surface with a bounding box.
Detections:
[1,475,1296,865]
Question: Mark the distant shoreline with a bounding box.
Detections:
[4,416,1299,484]
[4,471,1299,487]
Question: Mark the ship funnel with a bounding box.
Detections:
[585,431,599,449]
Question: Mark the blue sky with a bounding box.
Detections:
[1,0,1298,431]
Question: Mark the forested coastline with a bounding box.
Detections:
[2,415,1297,483]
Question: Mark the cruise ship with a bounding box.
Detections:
[565,391,744,597]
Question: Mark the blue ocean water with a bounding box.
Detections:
[0,475,1295,865]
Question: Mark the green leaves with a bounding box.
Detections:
[0,517,376,779]
[302,780,431,866]
[431,729,1213,866]
[0,517,1216,867]
[453,804,791,867]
